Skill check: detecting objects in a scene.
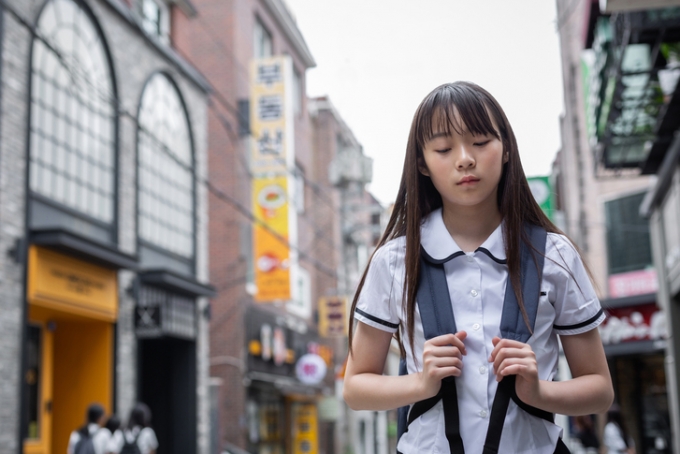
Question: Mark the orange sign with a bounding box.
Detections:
[250,55,296,303]
[27,246,118,321]
[253,176,291,301]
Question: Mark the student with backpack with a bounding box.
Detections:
[110,403,158,454]
[343,82,614,453]
[67,403,111,454]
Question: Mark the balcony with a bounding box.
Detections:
[585,7,680,171]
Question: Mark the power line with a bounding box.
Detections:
[2,1,339,278]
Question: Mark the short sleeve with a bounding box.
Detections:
[139,427,159,453]
[545,234,605,335]
[354,241,401,333]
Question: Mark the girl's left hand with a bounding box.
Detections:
[488,336,541,405]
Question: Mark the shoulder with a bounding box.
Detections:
[139,427,159,448]
[368,237,406,275]
[544,232,587,275]
[545,232,580,259]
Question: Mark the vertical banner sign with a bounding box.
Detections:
[251,56,297,302]
[292,403,319,454]
[318,296,348,337]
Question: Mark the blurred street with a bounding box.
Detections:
[0,0,679,453]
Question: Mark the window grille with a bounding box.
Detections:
[138,74,194,258]
[29,0,115,223]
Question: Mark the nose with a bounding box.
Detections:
[456,145,475,169]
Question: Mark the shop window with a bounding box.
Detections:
[254,18,273,59]
[29,0,116,225]
[23,325,41,440]
[605,192,653,275]
[138,73,195,260]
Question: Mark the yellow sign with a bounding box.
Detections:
[250,55,296,303]
[292,403,318,454]
[318,296,348,337]
[27,246,118,321]
[250,56,292,173]
[253,176,291,301]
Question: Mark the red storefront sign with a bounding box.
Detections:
[608,269,658,298]
[599,303,667,345]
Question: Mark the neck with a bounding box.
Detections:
[441,199,502,252]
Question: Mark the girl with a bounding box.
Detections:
[111,403,158,454]
[343,82,614,453]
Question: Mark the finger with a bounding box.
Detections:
[424,356,464,371]
[428,333,467,355]
[493,348,535,374]
[427,346,465,358]
[495,358,537,381]
[488,337,530,361]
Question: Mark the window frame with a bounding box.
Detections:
[135,71,197,275]
[26,0,120,245]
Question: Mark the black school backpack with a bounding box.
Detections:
[396,224,571,454]
[120,430,142,454]
[73,430,96,454]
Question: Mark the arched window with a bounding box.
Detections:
[138,73,194,260]
[29,0,115,224]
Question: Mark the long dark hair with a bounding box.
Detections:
[128,402,152,429]
[348,81,563,358]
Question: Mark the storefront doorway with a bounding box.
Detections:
[138,336,197,454]
[23,246,117,454]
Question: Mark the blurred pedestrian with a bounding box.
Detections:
[574,415,599,453]
[603,404,635,454]
[110,403,158,454]
[104,414,122,454]
[67,403,111,454]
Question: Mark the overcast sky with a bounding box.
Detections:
[284,0,566,205]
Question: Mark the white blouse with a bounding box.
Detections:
[355,209,605,454]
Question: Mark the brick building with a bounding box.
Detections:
[554,0,680,451]
[0,0,214,452]
[173,2,381,452]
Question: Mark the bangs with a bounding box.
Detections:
[415,84,500,147]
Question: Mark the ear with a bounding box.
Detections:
[418,157,430,176]
[503,150,509,164]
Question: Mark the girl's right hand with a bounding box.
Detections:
[419,331,467,399]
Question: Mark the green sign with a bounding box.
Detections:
[527,176,554,221]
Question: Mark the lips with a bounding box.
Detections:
[457,176,480,185]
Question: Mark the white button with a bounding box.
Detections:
[479,410,488,418]
[470,289,478,297]
[479,366,487,374]
[472,323,481,331]
[466,255,474,262]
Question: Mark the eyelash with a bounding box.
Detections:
[434,140,490,153]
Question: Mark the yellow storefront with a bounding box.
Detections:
[23,246,118,454]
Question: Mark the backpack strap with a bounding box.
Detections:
[482,224,548,454]
[398,250,465,454]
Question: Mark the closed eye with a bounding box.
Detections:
[434,148,451,153]
[474,140,491,147]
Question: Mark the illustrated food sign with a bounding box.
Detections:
[250,56,297,302]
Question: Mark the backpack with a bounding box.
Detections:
[120,430,142,454]
[396,224,571,454]
[73,430,96,454]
